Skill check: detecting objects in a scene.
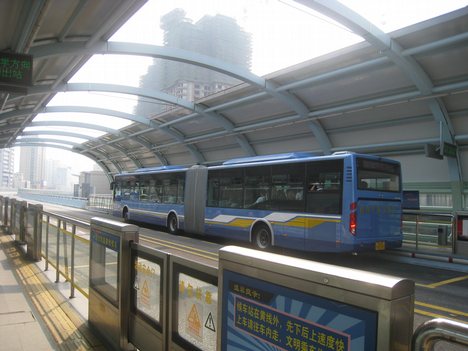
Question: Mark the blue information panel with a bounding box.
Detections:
[221,270,377,351]
[91,228,121,252]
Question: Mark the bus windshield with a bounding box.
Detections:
[357,158,401,192]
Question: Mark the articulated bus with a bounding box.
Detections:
[112,152,403,253]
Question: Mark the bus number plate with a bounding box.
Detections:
[375,241,385,250]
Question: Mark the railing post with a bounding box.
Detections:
[62,221,69,280]
[19,201,27,244]
[3,197,9,233]
[415,213,420,250]
[10,198,16,239]
[56,219,61,283]
[70,225,76,298]
[25,203,42,261]
[451,213,456,254]
[45,215,50,271]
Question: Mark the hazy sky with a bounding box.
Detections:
[15,0,468,173]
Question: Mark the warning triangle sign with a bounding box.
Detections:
[205,312,216,332]
[142,280,150,298]
[188,304,202,337]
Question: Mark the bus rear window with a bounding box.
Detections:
[357,158,401,192]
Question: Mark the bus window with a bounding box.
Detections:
[306,160,343,215]
[177,177,185,204]
[207,175,220,207]
[272,163,305,212]
[244,166,270,209]
[153,177,163,203]
[207,169,243,208]
[114,181,122,200]
[161,173,184,204]
[146,178,159,202]
[120,176,138,201]
[139,176,150,201]
[357,158,400,192]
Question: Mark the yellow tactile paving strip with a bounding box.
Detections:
[0,234,107,351]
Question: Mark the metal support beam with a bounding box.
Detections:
[295,0,464,209]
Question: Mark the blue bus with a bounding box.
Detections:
[112,152,403,253]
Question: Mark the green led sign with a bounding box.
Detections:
[0,52,33,92]
[443,142,457,158]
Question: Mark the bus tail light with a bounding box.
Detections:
[350,202,357,236]
[457,218,463,239]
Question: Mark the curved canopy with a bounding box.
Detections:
[0,0,467,208]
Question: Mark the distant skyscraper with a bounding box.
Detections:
[19,146,46,188]
[135,9,252,117]
[0,148,14,187]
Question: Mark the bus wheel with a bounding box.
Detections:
[253,224,272,250]
[167,214,179,235]
[123,209,129,223]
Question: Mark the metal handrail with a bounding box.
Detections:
[402,210,455,252]
[41,209,91,298]
[412,318,468,350]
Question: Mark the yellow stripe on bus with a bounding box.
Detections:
[207,216,340,229]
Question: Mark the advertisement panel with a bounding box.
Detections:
[221,270,378,351]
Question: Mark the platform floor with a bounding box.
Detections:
[0,232,107,351]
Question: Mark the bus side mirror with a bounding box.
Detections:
[110,181,115,190]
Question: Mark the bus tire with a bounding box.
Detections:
[253,224,272,250]
[123,208,129,223]
[167,213,179,235]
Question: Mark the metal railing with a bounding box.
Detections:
[402,210,454,252]
[87,194,113,213]
[412,318,468,350]
[41,211,91,298]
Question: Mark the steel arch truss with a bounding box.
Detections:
[295,0,464,204]
[29,41,333,155]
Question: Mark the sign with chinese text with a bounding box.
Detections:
[221,270,378,350]
[178,273,218,351]
[91,228,120,252]
[134,257,161,323]
[0,52,33,92]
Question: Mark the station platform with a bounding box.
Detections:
[1,221,467,351]
[0,232,106,351]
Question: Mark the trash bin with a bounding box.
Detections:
[437,226,448,246]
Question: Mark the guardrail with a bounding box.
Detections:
[1,194,468,351]
[87,194,113,213]
[412,318,468,350]
[42,212,91,298]
[403,210,454,251]
[18,188,88,209]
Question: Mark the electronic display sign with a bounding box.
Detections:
[221,269,378,351]
[0,52,33,92]
[403,191,420,210]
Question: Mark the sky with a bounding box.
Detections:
[14,0,468,174]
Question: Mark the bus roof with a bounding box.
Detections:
[222,152,317,165]
[114,152,399,177]
[115,165,187,177]
[134,165,186,173]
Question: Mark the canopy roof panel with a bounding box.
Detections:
[0,0,467,193]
